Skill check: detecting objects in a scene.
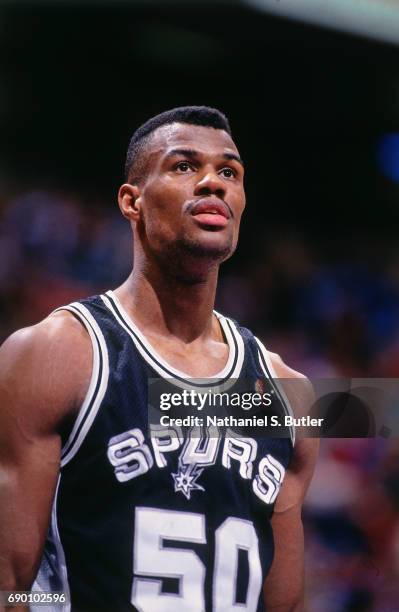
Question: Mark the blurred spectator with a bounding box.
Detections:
[0,188,131,338]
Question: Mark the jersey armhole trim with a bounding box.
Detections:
[54,302,110,467]
[31,475,71,612]
[254,337,296,447]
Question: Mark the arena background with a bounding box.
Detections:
[1,1,399,610]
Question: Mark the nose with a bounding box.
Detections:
[194,170,226,199]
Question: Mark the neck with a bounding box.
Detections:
[115,257,220,343]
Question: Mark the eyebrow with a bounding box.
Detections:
[165,148,244,168]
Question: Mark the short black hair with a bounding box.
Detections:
[125,105,232,183]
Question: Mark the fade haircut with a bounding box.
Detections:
[124,106,231,184]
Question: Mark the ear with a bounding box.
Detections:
[118,183,142,221]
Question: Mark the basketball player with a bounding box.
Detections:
[0,107,318,611]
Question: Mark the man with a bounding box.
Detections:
[0,106,318,611]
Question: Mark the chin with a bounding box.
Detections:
[157,235,236,284]
[179,233,235,262]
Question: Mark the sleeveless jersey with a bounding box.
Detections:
[32,290,295,612]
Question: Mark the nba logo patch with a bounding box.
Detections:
[255,378,266,395]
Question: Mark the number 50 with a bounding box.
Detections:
[132,507,263,612]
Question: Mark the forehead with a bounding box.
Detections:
[147,122,240,159]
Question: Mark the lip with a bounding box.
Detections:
[190,198,231,219]
[190,198,230,229]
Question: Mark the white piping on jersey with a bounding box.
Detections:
[101,291,245,391]
[254,337,296,446]
[49,476,71,612]
[56,302,110,467]
[31,477,71,612]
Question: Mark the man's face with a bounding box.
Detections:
[133,122,246,265]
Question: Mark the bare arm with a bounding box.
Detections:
[0,312,91,602]
[264,354,319,611]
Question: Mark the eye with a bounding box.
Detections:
[220,167,236,179]
[175,161,194,173]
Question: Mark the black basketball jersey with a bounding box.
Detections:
[32,290,295,612]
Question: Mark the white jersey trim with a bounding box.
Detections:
[101,291,245,390]
[55,302,109,467]
[31,477,71,612]
[254,337,296,446]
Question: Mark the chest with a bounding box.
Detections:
[141,333,230,378]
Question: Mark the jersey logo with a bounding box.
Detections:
[107,426,286,505]
[172,463,205,499]
[171,428,220,499]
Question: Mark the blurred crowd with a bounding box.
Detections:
[1,187,399,611]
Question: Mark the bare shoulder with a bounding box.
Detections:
[267,351,319,512]
[268,350,314,411]
[268,350,308,381]
[1,309,90,362]
[0,310,92,434]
